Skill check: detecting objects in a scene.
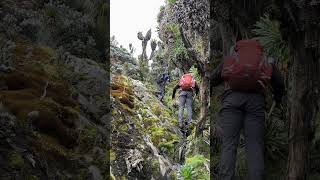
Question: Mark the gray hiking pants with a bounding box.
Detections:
[178,91,193,127]
[218,91,265,180]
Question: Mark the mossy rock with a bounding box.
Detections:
[25,175,39,180]
[140,108,148,117]
[150,158,161,178]
[32,132,70,159]
[111,75,132,93]
[119,103,135,115]
[111,75,135,109]
[8,151,24,169]
[110,149,116,162]
[78,127,98,152]
[2,95,79,148]
[150,127,165,146]
[158,139,179,156]
[0,65,80,149]
[74,169,89,180]
[151,102,161,117]
[168,170,177,179]
[149,125,179,148]
[144,117,159,129]
[111,90,134,109]
[14,40,56,63]
[111,109,118,116]
[0,64,77,107]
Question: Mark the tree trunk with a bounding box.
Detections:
[286,34,319,180]
[218,23,236,55]
[195,70,210,137]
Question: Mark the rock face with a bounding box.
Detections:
[0,0,109,179]
[63,53,109,122]
[111,75,182,179]
[110,43,140,80]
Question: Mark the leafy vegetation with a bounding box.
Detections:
[179,155,209,179]
[253,15,289,63]
[167,0,177,6]
[165,23,188,59]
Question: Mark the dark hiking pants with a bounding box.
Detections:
[157,83,165,102]
[218,91,265,180]
[178,91,193,127]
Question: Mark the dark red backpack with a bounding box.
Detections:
[179,73,195,91]
[221,39,273,91]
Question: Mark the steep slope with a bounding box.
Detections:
[0,0,110,179]
[111,75,182,179]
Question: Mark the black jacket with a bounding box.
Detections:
[210,62,285,105]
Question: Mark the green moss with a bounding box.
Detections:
[8,152,24,169]
[140,108,148,117]
[169,170,177,179]
[151,102,162,117]
[78,75,88,81]
[165,24,180,37]
[309,174,320,180]
[151,158,160,175]
[110,172,116,180]
[110,150,116,161]
[168,0,177,5]
[78,127,98,152]
[159,139,179,150]
[120,103,135,114]
[162,109,172,118]
[26,175,39,180]
[74,168,88,180]
[144,117,159,130]
[150,126,178,148]
[94,153,108,171]
[164,23,188,58]
[111,75,135,109]
[36,45,56,56]
[185,155,207,167]
[33,132,70,159]
[160,5,165,12]
[158,139,179,156]
[45,5,57,18]
[116,176,127,180]
[111,109,118,116]
[150,127,165,145]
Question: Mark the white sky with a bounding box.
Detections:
[110,0,166,58]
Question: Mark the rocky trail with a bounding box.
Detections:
[110,74,191,179]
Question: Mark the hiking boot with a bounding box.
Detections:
[185,122,191,137]
[178,122,183,131]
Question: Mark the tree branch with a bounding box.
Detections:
[40,81,49,100]
[179,26,205,74]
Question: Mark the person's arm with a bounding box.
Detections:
[210,62,224,95]
[172,84,180,99]
[156,76,161,84]
[270,64,285,106]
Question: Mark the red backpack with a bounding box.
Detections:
[221,39,273,91]
[179,73,195,91]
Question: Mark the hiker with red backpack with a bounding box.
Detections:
[210,39,285,180]
[172,73,199,135]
